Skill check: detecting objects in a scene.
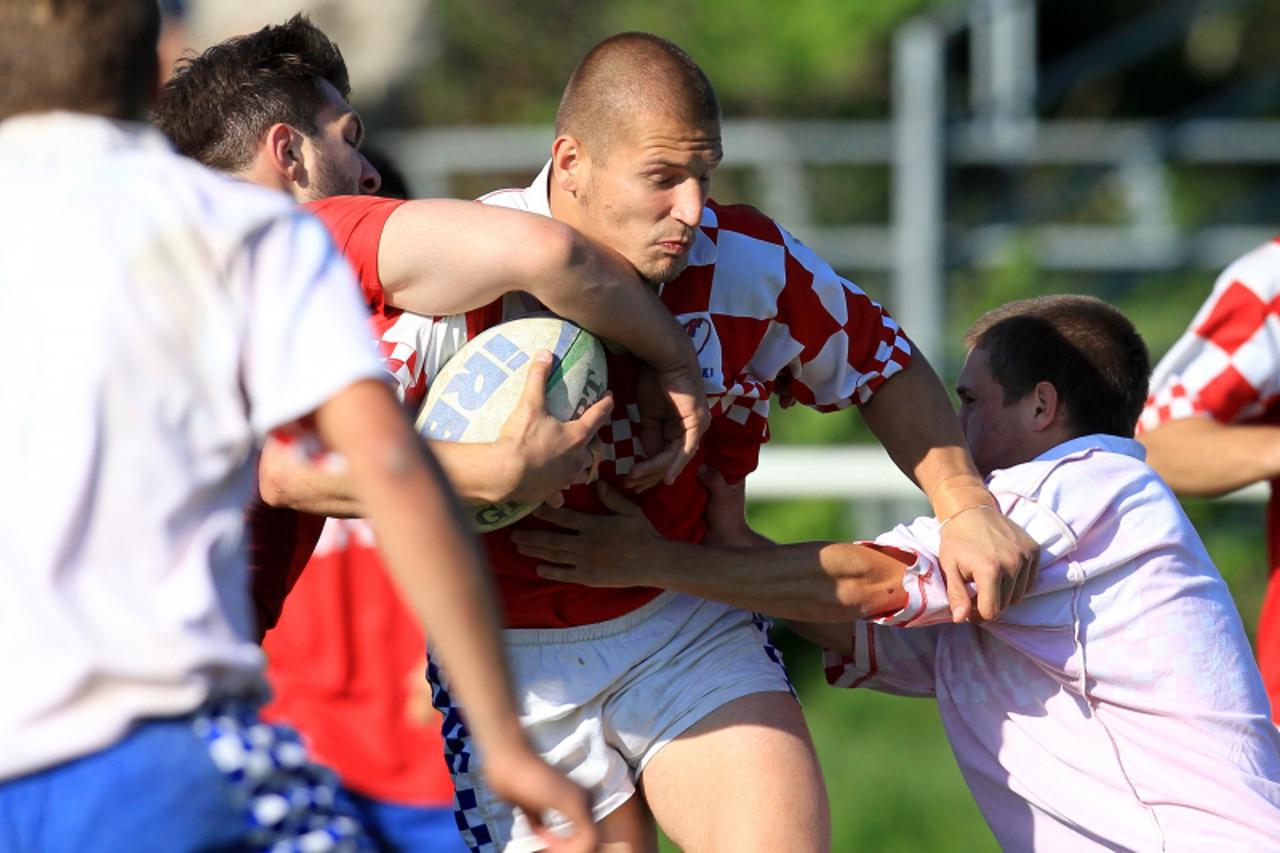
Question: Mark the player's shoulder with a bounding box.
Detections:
[142,147,301,236]
[1214,237,1280,300]
[478,186,535,212]
[994,435,1161,512]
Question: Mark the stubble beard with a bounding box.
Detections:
[307,148,360,201]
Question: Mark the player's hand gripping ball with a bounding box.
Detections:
[415,316,608,531]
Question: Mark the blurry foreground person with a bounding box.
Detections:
[0,2,593,851]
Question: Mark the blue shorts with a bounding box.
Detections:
[0,699,371,852]
[335,787,467,852]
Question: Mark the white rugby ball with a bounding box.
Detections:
[415,316,608,532]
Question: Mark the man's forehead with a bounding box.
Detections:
[314,79,354,120]
[626,119,722,162]
[640,137,723,163]
[955,347,991,389]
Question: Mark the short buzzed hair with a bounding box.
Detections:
[555,32,720,157]
[0,0,160,122]
[152,14,349,172]
[965,295,1151,438]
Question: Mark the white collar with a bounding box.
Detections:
[1030,433,1147,465]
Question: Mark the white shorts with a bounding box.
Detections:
[427,591,795,852]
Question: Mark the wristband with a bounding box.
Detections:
[927,472,986,505]
[938,503,997,529]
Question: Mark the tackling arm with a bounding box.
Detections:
[514,479,910,622]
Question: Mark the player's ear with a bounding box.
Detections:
[551,134,586,195]
[1030,381,1060,432]
[264,123,305,183]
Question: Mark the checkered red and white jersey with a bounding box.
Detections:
[1138,237,1280,724]
[1140,238,1280,432]
[481,163,911,459]
[478,165,912,627]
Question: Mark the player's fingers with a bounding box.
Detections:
[974,564,1000,622]
[627,446,677,487]
[1023,550,1040,599]
[549,786,595,853]
[513,542,575,564]
[1008,553,1032,606]
[999,569,1016,613]
[530,504,589,531]
[572,391,614,436]
[516,350,554,413]
[543,490,565,509]
[595,480,642,516]
[941,560,972,624]
[668,417,704,483]
[535,565,579,583]
[568,447,596,486]
[534,814,595,853]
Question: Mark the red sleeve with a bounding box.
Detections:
[303,196,406,314]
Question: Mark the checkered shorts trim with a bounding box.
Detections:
[750,612,797,700]
[427,662,495,852]
[192,698,372,853]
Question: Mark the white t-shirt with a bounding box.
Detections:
[0,113,383,780]
[826,434,1280,849]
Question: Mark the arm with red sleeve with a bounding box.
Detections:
[257,196,619,515]
[1139,239,1280,497]
[352,193,706,482]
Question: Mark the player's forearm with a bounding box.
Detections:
[379,200,694,375]
[317,381,529,760]
[260,435,547,515]
[1140,417,1280,497]
[258,440,363,517]
[643,540,908,622]
[859,353,990,515]
[531,229,696,375]
[428,439,519,505]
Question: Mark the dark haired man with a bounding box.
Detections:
[0,2,592,851]
[527,295,1280,849]
[458,30,1039,852]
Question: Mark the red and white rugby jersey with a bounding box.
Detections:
[478,165,912,628]
[1139,236,1280,723]
[1140,238,1280,432]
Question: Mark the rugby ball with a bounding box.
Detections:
[415,316,608,532]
